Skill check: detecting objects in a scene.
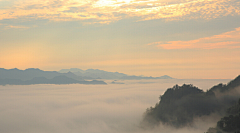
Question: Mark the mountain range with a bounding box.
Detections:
[0,68,173,85]
[58,68,173,80]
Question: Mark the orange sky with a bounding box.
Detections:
[0,0,240,79]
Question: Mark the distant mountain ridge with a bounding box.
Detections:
[0,68,173,85]
[0,68,80,81]
[58,68,173,80]
[0,68,106,85]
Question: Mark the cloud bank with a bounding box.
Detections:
[0,79,231,133]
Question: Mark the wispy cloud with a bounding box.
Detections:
[5,25,29,29]
[148,27,240,49]
[0,0,239,24]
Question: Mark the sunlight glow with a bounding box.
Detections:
[0,0,239,25]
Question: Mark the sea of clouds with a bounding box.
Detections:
[0,79,231,133]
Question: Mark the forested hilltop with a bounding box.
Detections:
[142,75,240,132]
[206,99,240,133]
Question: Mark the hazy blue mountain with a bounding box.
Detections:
[0,68,80,81]
[24,77,50,84]
[0,76,106,85]
[0,68,106,85]
[157,75,173,79]
[0,67,173,85]
[58,68,85,73]
[58,68,173,80]
[120,75,172,80]
[0,78,24,85]
[111,80,125,84]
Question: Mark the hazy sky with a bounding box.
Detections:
[0,0,240,79]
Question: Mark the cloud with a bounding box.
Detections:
[0,79,230,133]
[0,0,239,24]
[5,25,29,29]
[148,27,240,49]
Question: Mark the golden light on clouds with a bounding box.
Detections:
[148,27,240,49]
[0,0,239,24]
[0,0,240,79]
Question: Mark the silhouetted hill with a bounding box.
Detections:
[0,78,24,85]
[0,68,106,85]
[142,75,240,128]
[111,80,125,84]
[58,68,173,80]
[58,68,85,73]
[206,98,240,133]
[0,76,106,85]
[0,68,80,81]
[49,75,81,84]
[209,75,240,92]
[25,77,49,84]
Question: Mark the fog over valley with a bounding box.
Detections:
[0,78,234,133]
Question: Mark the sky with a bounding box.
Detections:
[0,0,240,79]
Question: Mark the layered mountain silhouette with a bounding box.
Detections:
[58,68,173,80]
[0,68,173,85]
[0,68,106,85]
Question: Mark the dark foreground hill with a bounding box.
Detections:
[141,75,240,129]
[206,99,240,133]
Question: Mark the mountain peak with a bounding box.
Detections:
[25,68,42,71]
